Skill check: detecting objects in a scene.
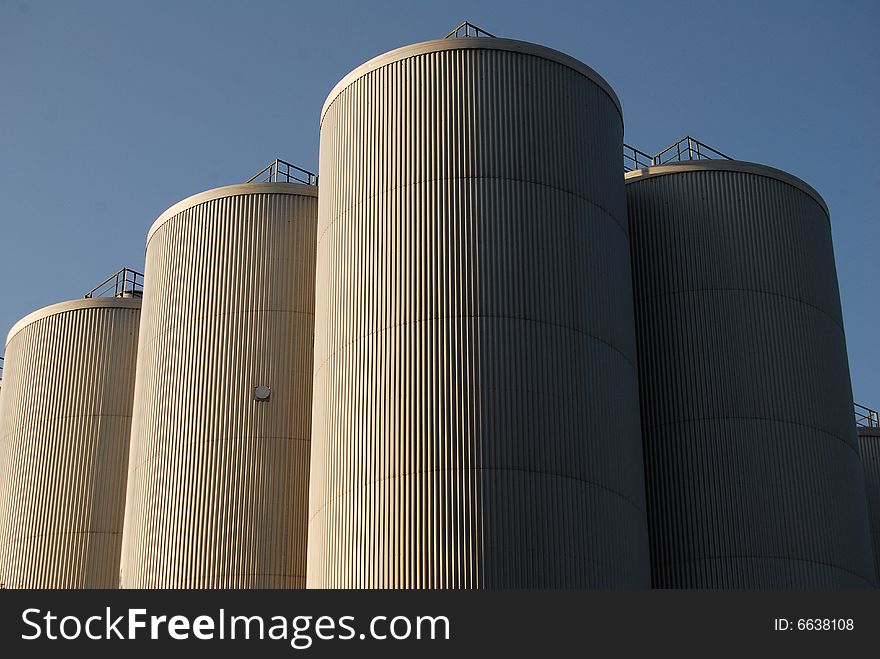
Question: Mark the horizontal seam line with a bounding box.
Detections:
[129,435,310,474]
[635,286,844,334]
[316,174,628,248]
[142,308,315,345]
[314,313,636,376]
[310,466,646,524]
[642,415,859,457]
[0,413,133,441]
[662,555,873,586]
[1,530,122,547]
[141,574,306,588]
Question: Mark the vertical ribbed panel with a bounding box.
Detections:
[121,184,317,588]
[0,299,140,588]
[858,428,880,584]
[309,39,650,588]
[627,163,877,588]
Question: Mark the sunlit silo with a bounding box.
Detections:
[308,34,650,588]
[627,159,877,588]
[857,421,880,583]
[121,172,317,588]
[0,282,141,588]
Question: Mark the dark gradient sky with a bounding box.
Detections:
[1,0,878,406]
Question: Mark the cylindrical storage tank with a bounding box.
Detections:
[0,297,140,588]
[121,182,317,588]
[627,160,877,588]
[858,426,880,584]
[309,37,650,588]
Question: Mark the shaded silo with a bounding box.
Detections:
[626,158,877,588]
[308,34,650,588]
[0,287,140,588]
[121,174,317,588]
[857,421,880,584]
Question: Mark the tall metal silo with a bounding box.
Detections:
[308,33,650,588]
[0,282,141,588]
[121,171,318,588]
[856,413,880,584]
[627,158,877,588]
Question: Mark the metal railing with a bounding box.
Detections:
[855,403,880,428]
[624,135,732,172]
[623,143,655,172]
[83,268,144,299]
[444,21,496,39]
[653,135,732,165]
[247,159,318,186]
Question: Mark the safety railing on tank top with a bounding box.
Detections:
[855,403,880,428]
[247,159,318,186]
[83,268,144,299]
[624,136,733,172]
[444,21,496,39]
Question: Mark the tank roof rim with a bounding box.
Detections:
[146,182,318,246]
[624,160,829,218]
[320,37,622,125]
[6,297,141,348]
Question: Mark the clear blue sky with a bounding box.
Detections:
[1,1,878,406]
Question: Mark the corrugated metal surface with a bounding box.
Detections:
[309,38,650,588]
[0,298,140,588]
[626,162,877,588]
[858,427,880,584]
[121,183,317,588]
